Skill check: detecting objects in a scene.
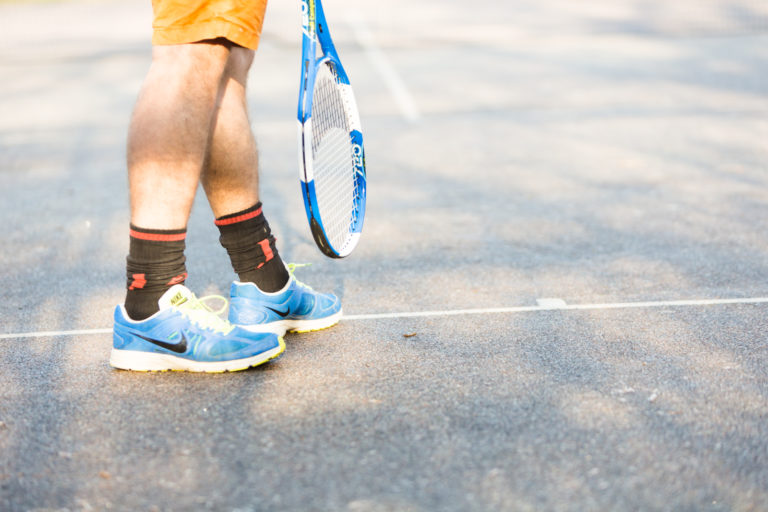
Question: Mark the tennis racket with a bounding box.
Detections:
[297,0,367,258]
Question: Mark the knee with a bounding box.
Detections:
[226,47,255,83]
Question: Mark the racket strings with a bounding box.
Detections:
[310,62,359,252]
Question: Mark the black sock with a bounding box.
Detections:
[215,202,289,292]
[124,225,188,320]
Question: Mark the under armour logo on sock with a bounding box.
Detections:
[129,273,147,290]
[256,239,275,268]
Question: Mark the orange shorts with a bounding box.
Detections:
[151,0,268,50]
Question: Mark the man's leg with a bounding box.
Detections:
[202,47,342,336]
[202,47,290,293]
[124,41,231,320]
[201,47,260,218]
[129,42,233,229]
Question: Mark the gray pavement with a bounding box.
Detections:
[1,0,768,510]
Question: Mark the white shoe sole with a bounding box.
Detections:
[109,338,285,373]
[239,310,343,336]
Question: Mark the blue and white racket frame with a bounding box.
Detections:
[297,0,367,258]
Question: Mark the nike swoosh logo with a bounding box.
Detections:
[266,306,291,318]
[135,332,188,353]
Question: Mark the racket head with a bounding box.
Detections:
[298,0,367,258]
[300,58,367,258]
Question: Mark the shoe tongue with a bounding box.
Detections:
[158,284,194,310]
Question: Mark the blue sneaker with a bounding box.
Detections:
[229,264,342,336]
[111,284,285,372]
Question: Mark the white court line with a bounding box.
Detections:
[343,297,768,320]
[348,16,421,123]
[1,296,767,340]
[0,328,113,340]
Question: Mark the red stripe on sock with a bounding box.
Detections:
[214,207,263,226]
[129,229,187,242]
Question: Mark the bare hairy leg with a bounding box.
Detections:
[128,41,232,229]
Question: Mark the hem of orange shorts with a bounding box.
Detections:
[152,19,261,50]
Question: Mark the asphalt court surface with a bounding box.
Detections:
[1,0,768,510]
